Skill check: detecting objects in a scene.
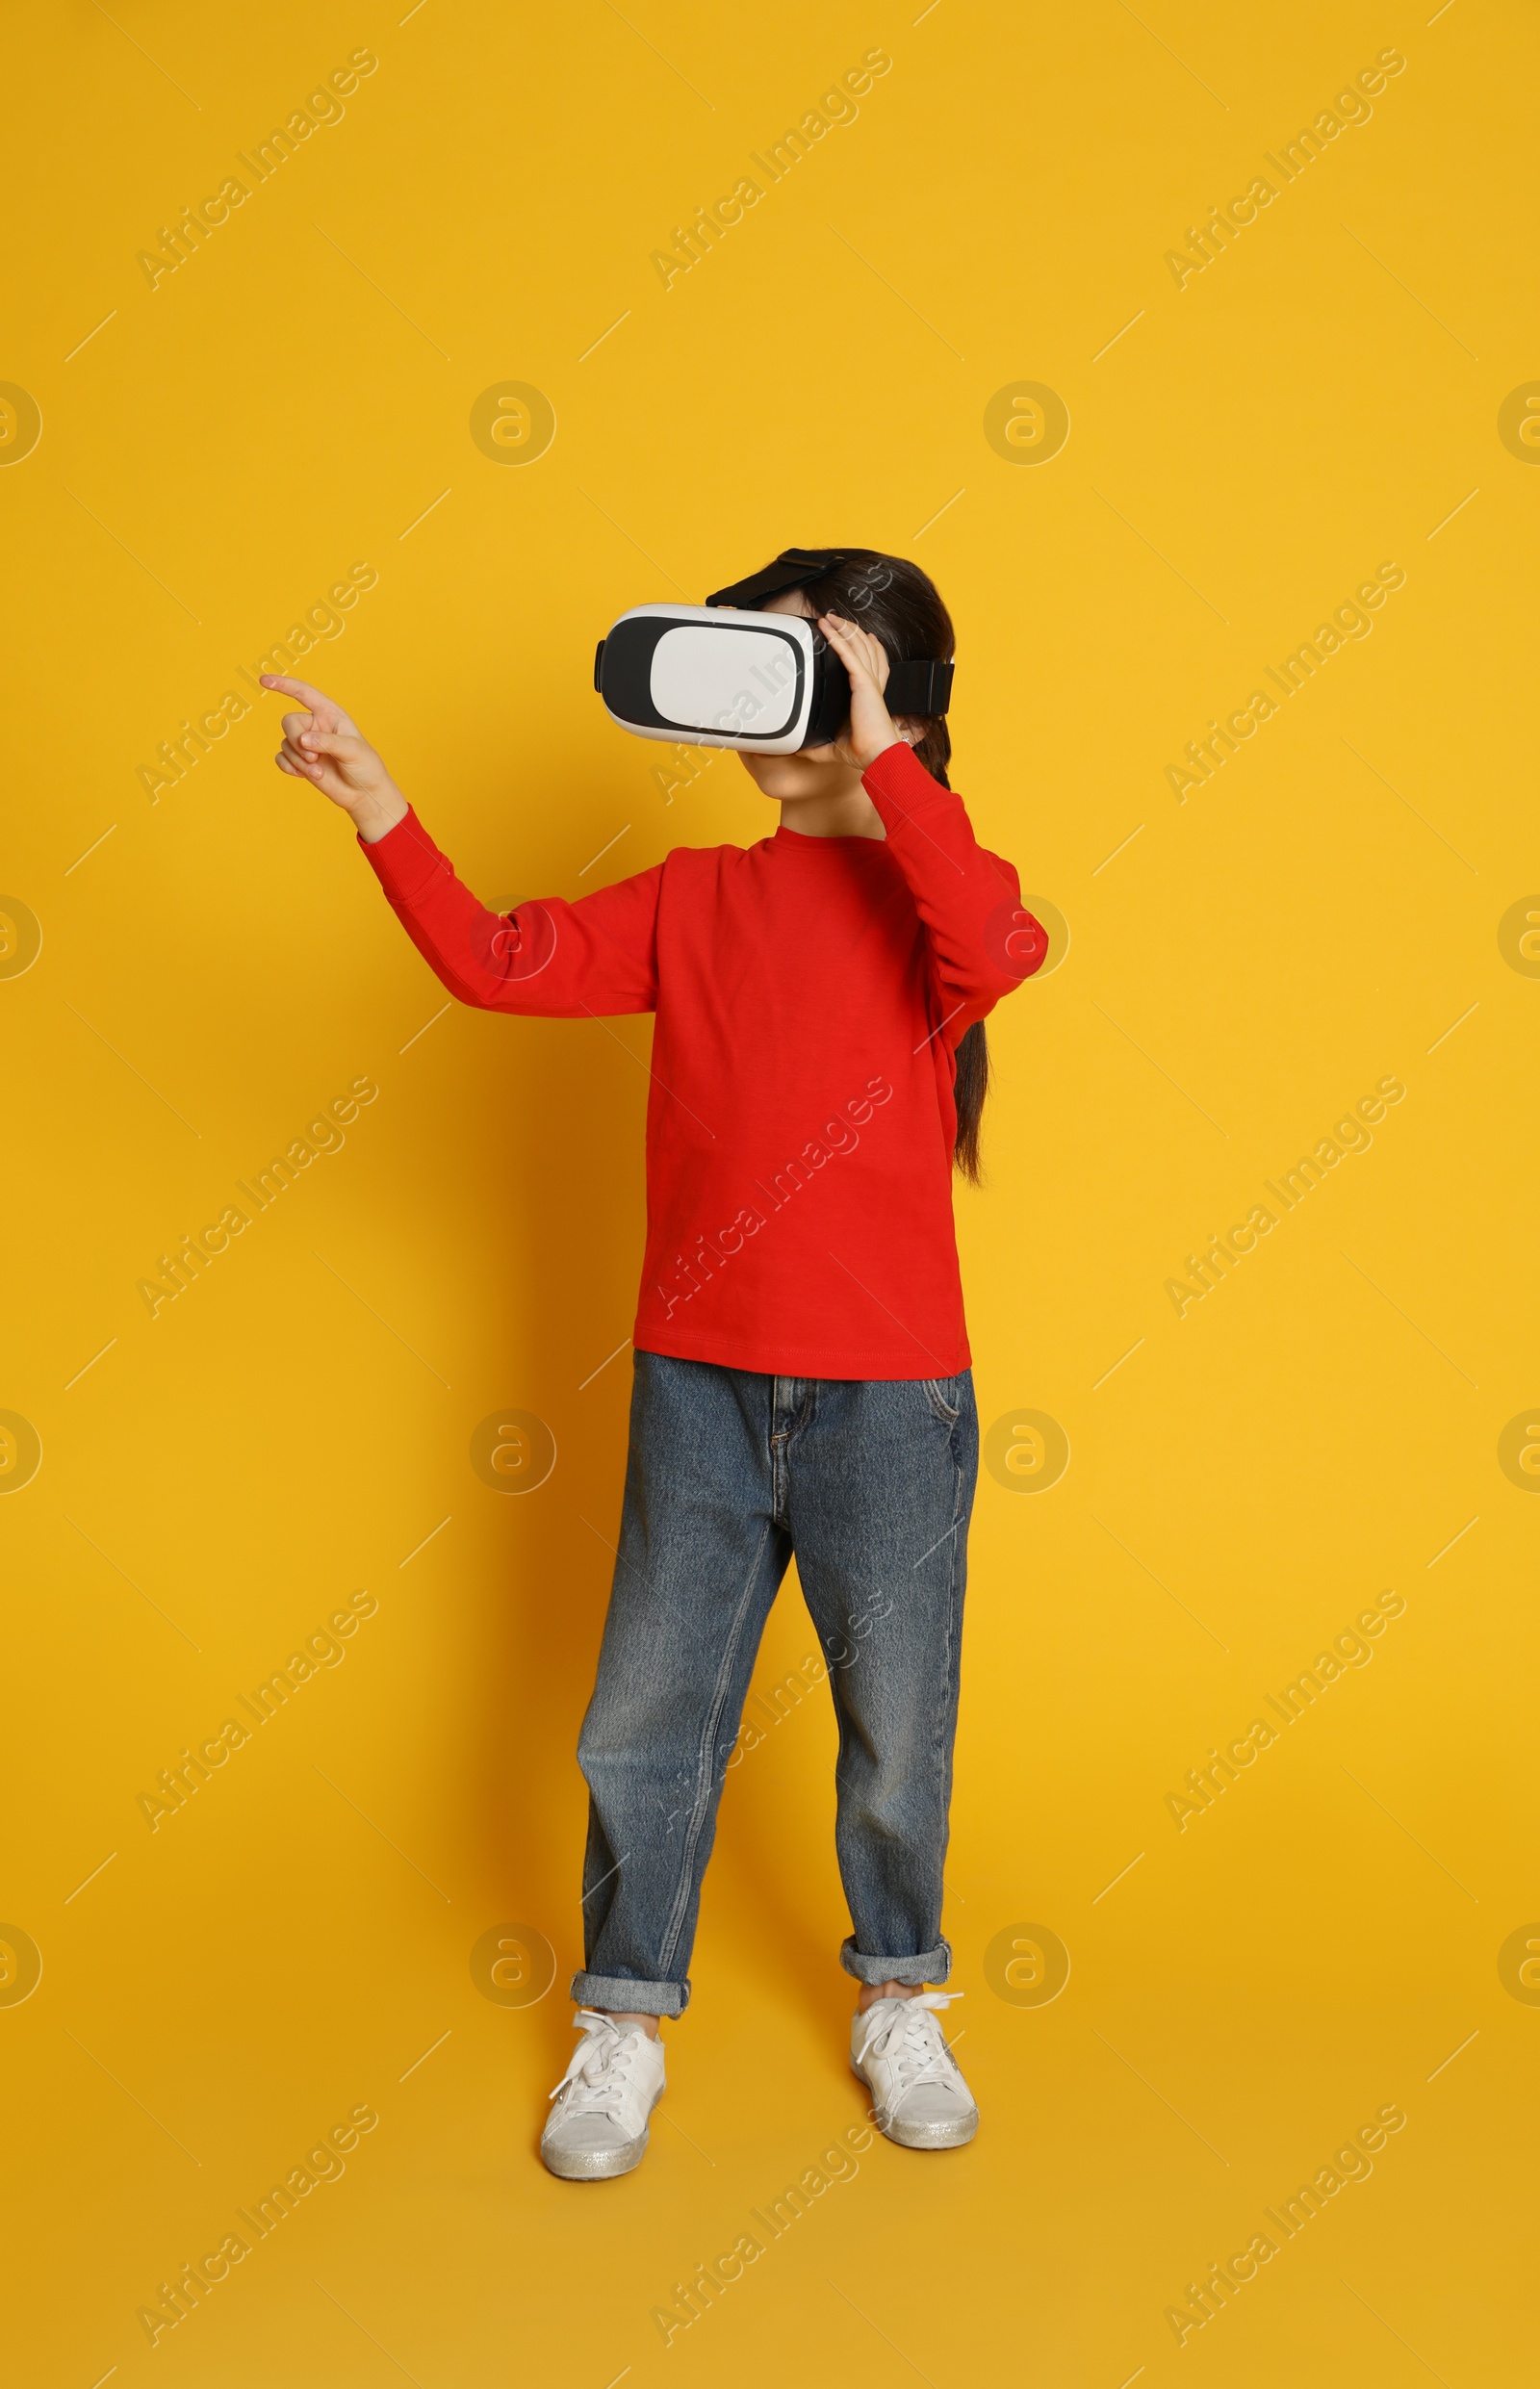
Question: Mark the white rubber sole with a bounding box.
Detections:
[850,2058,979,2148]
[540,2080,665,2180]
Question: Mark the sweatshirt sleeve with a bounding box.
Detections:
[360,808,659,1016]
[860,741,1047,1039]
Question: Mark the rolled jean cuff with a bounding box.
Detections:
[839,1935,951,1988]
[570,1969,688,2017]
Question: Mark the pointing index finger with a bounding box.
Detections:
[258,675,354,732]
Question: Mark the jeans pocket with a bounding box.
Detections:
[923,1377,962,1425]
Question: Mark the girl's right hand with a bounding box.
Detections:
[262,675,409,843]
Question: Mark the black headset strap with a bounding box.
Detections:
[704,549,852,609]
[705,550,954,717]
[883,657,954,718]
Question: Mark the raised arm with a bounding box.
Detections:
[815,617,1047,1034]
[264,674,658,1015]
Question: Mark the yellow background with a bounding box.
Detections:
[4,1,1536,2380]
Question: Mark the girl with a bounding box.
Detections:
[265,548,1046,2180]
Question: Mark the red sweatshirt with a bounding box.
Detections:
[362,741,1045,1378]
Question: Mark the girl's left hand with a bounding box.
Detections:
[817,613,908,770]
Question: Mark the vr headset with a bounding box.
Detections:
[593,547,954,754]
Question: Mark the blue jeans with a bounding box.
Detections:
[572,1353,979,2017]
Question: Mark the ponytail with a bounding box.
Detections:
[908,709,988,1183]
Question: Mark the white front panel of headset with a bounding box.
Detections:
[649,625,804,739]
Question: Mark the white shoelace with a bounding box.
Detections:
[548,2010,641,2119]
[854,1991,964,2108]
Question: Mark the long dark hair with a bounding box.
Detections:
[793,550,988,1182]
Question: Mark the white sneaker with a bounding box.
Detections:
[540,2010,667,2180]
[851,1992,978,2149]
